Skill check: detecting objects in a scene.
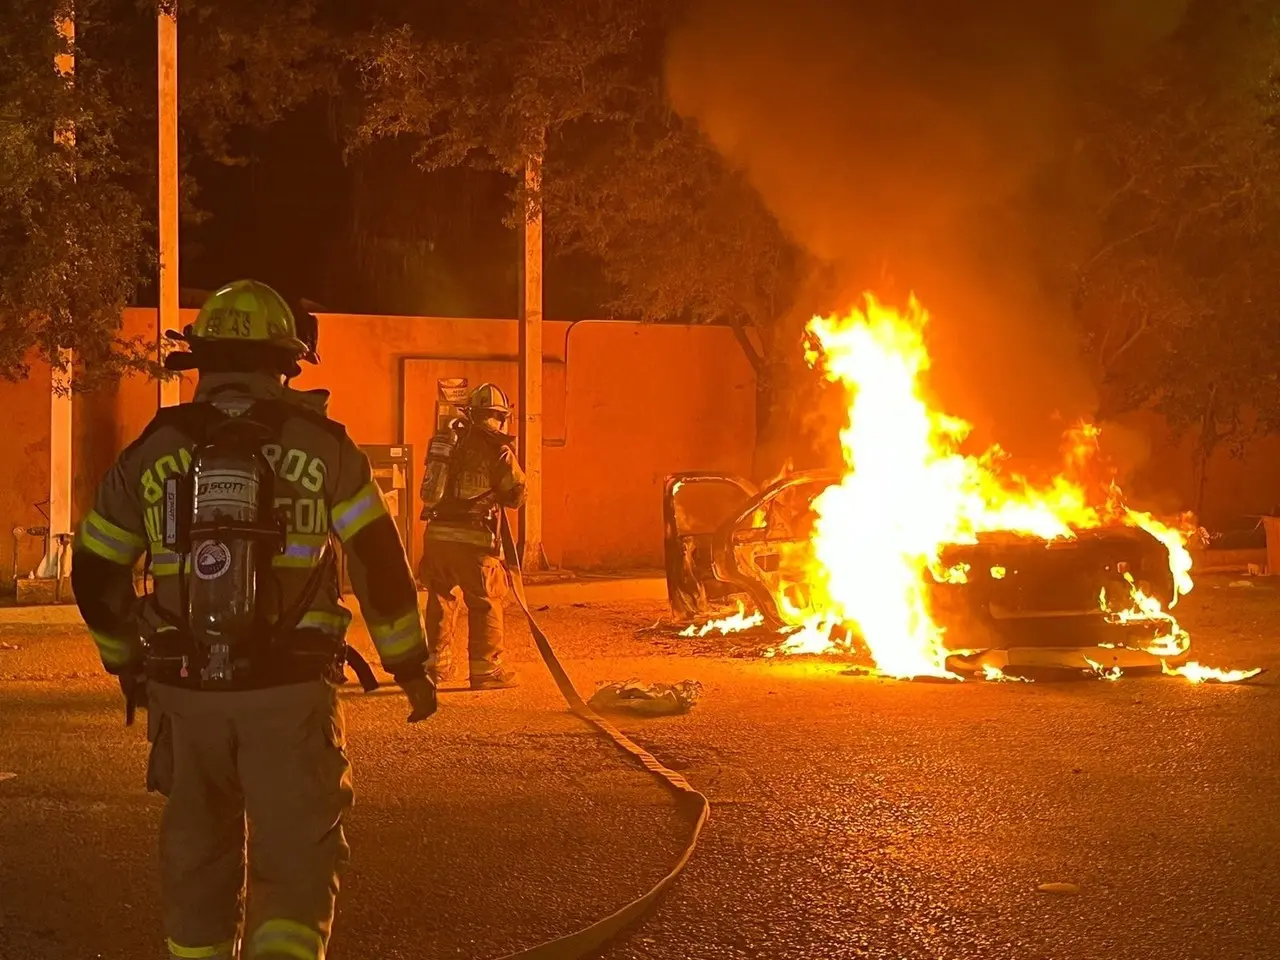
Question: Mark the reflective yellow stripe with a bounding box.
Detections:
[274,533,329,569]
[166,939,235,960]
[297,610,350,634]
[330,481,387,542]
[148,545,188,577]
[425,524,495,548]
[77,511,144,565]
[369,609,425,662]
[250,919,323,960]
[90,628,135,668]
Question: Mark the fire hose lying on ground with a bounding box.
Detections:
[486,512,710,960]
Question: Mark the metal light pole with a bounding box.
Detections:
[38,8,75,582]
[157,1,181,407]
[518,146,547,571]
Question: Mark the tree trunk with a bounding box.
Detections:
[1191,384,1218,520]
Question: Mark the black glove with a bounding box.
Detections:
[393,664,437,723]
[118,668,147,726]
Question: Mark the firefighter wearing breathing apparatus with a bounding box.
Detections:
[70,280,435,960]
[419,382,525,688]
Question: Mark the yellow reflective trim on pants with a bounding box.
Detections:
[166,938,236,959]
[90,628,135,669]
[330,481,387,542]
[77,511,143,565]
[369,609,425,661]
[249,918,323,960]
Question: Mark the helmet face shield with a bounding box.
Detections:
[479,409,511,435]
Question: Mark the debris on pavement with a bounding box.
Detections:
[1036,882,1081,895]
[1229,580,1256,588]
[0,772,16,782]
[588,679,703,715]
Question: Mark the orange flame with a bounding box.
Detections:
[680,601,763,638]
[764,294,1244,682]
[1162,661,1263,684]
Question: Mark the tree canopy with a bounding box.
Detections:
[1070,0,1280,492]
[2,0,1279,480]
[352,0,803,379]
[0,0,339,385]
[0,0,150,382]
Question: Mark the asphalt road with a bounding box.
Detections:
[0,576,1277,960]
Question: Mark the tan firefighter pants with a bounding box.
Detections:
[419,538,509,678]
[147,680,353,960]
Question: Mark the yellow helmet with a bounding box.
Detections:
[468,382,512,416]
[181,280,308,356]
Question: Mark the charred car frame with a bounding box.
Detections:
[662,471,1185,662]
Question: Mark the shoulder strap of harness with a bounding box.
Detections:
[124,401,228,459]
[237,399,346,648]
[138,403,231,631]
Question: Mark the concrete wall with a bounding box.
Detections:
[286,314,758,570]
[10,310,755,579]
[0,366,53,584]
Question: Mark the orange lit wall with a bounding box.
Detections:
[8,308,1280,584]
[49,311,755,575]
[0,365,53,583]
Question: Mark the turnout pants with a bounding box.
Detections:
[146,681,353,960]
[419,537,509,679]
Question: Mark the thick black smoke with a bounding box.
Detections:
[666,0,1189,468]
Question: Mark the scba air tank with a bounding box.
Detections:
[188,441,272,644]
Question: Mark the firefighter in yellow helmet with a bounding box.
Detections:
[419,382,525,688]
[71,280,435,960]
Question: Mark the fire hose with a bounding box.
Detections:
[488,512,710,960]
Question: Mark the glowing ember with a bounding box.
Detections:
[766,293,1241,682]
[680,602,763,638]
[1161,661,1264,684]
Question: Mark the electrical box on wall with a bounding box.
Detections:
[338,444,414,592]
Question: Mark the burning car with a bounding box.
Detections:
[661,294,1257,683]
[662,469,1188,677]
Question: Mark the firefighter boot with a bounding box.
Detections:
[469,664,518,691]
[428,647,456,685]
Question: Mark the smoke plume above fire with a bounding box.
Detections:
[665,0,1191,464]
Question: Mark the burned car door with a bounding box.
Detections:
[710,470,840,628]
[662,473,758,619]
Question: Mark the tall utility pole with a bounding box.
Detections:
[39,9,75,582]
[157,1,181,407]
[517,147,547,571]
